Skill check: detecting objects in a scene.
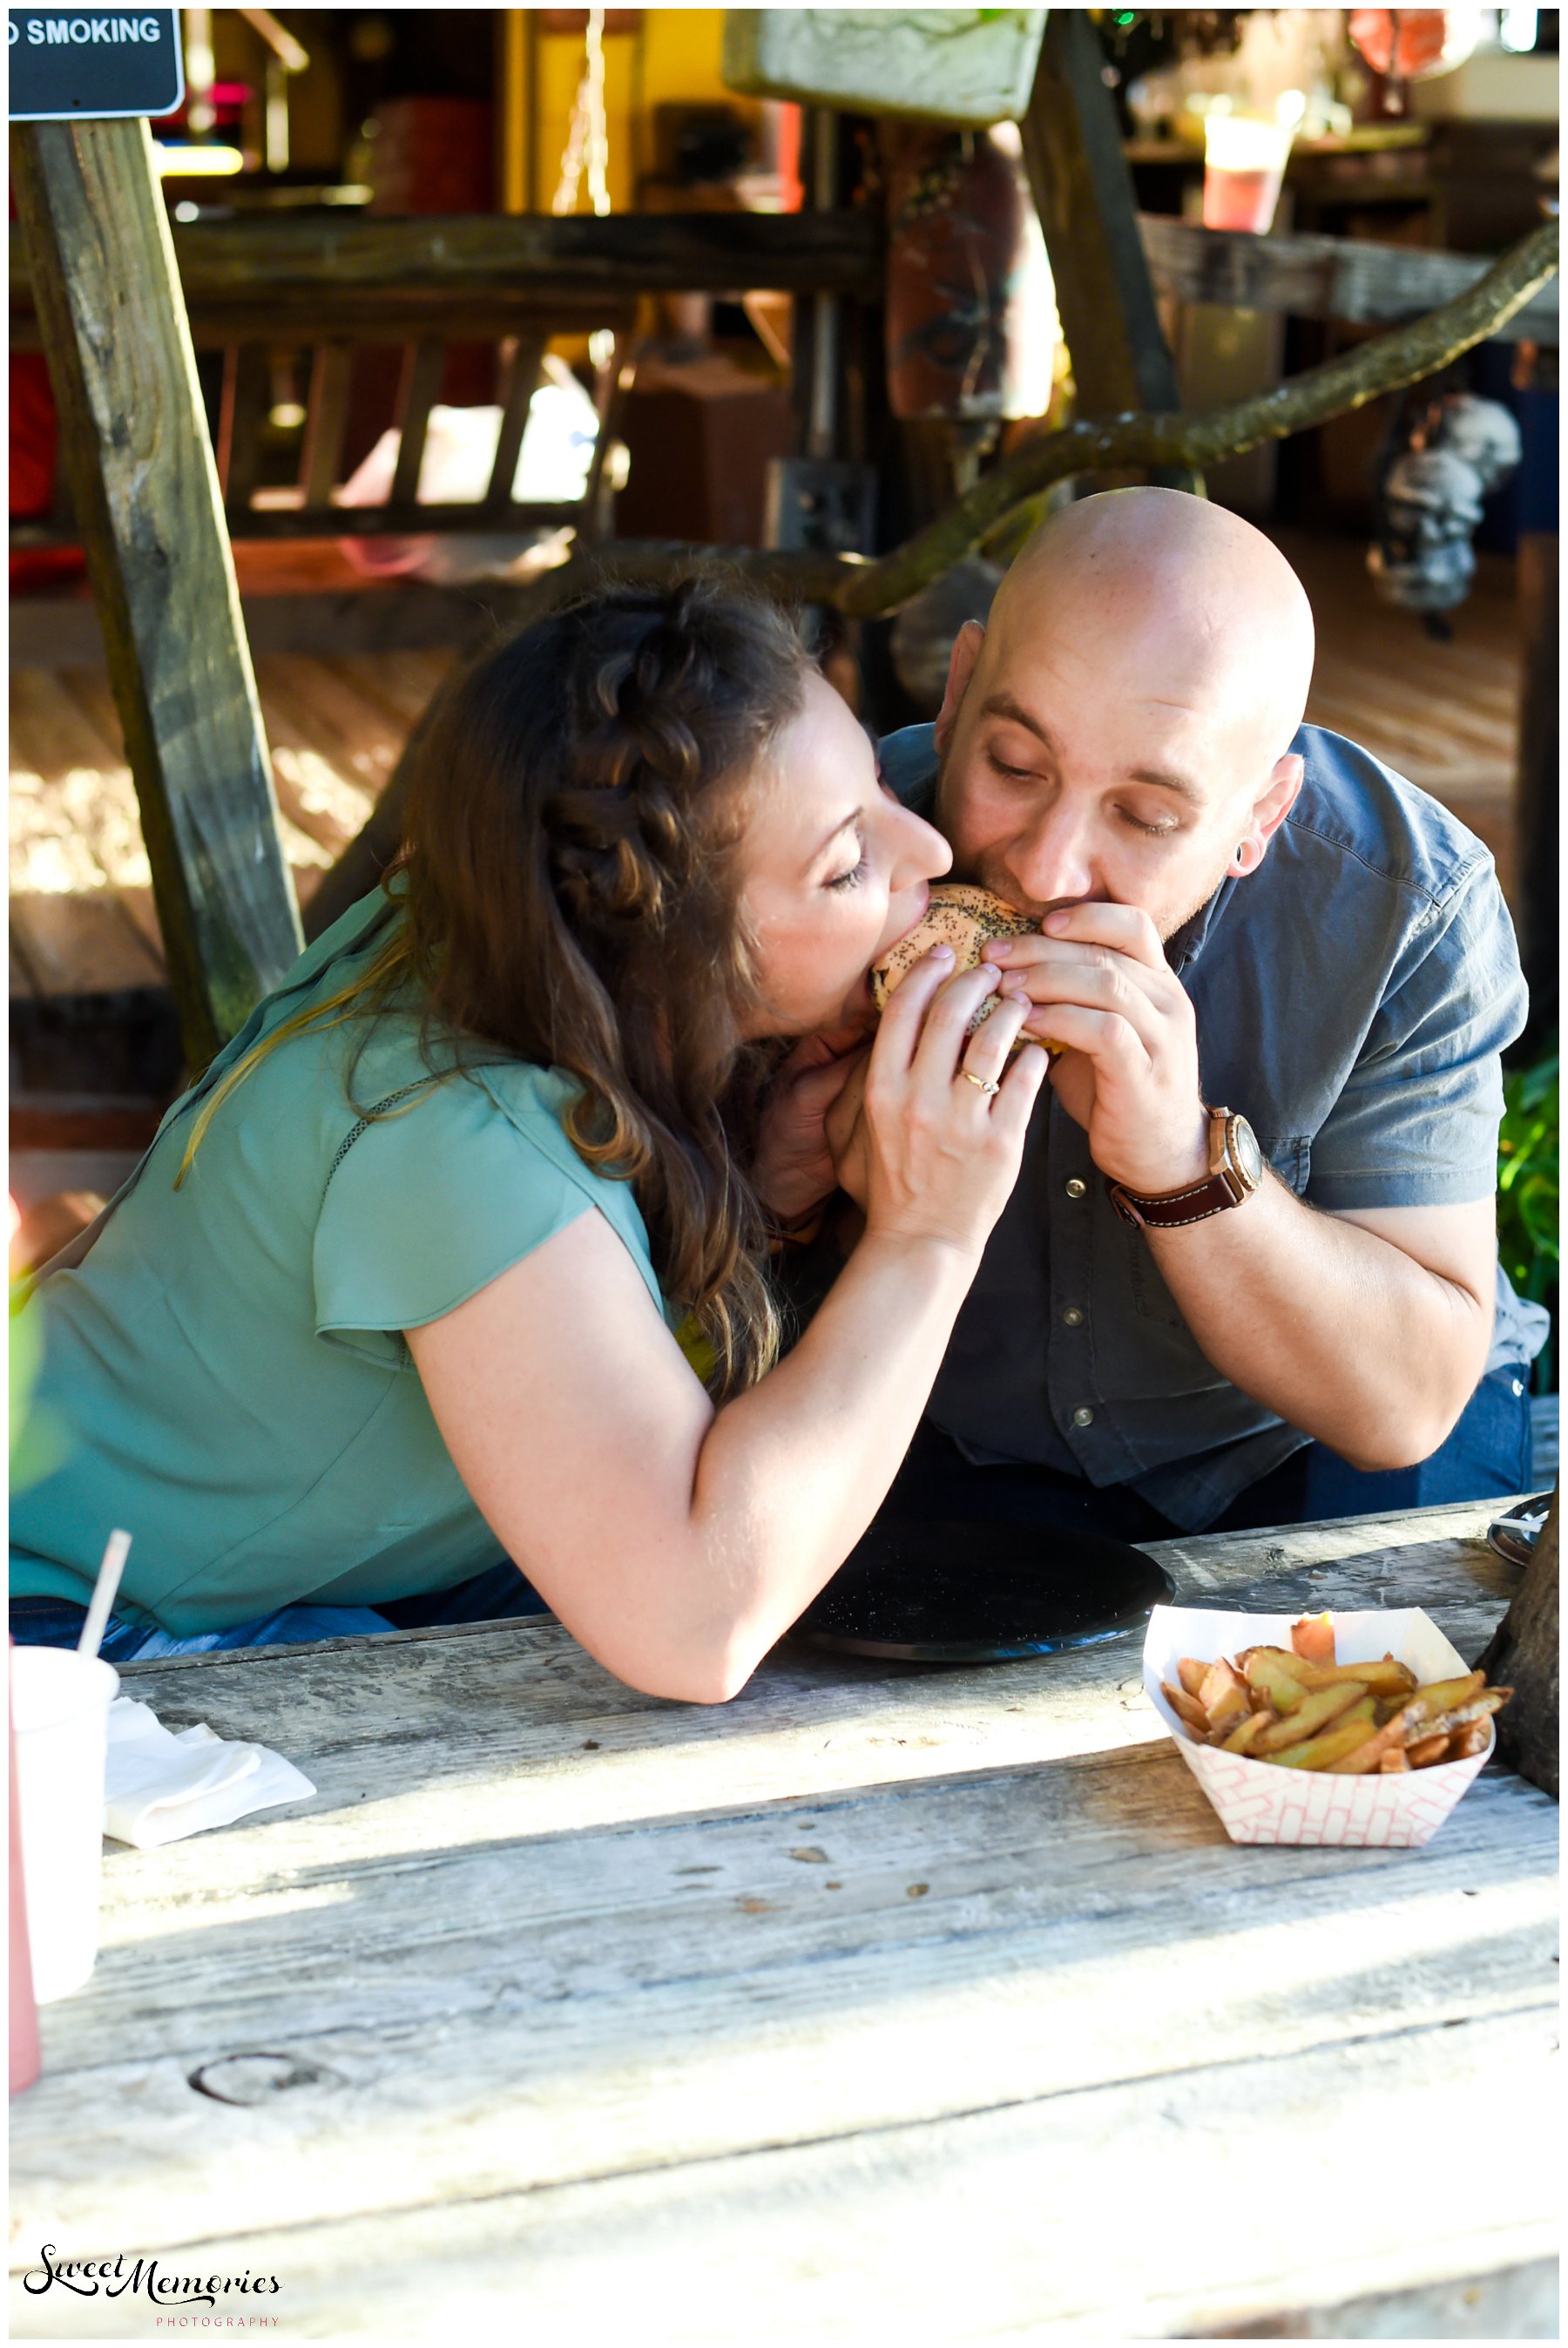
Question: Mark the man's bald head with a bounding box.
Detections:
[931,489,1317,936]
[988,488,1315,764]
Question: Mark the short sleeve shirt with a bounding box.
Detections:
[876,721,1547,1533]
[10,890,671,1635]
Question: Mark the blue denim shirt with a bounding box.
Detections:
[878,721,1547,1533]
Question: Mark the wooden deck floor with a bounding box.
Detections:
[10,650,454,1001]
[8,534,1524,1005]
[1282,530,1522,896]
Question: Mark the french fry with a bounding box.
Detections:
[1253,1680,1369,1754]
[1162,1681,1208,1737]
[1327,1676,1488,1776]
[1333,1716,1410,1774]
[1405,1732,1451,1769]
[1199,1657,1251,1731]
[1289,1613,1336,1664]
[1400,1671,1485,1724]
[1415,1688,1509,1742]
[1243,1649,1310,1713]
[1219,1709,1269,1755]
[1287,1656,1418,1698]
[1267,1702,1377,1772]
[1157,1634,1511,1777]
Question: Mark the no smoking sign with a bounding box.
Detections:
[10,10,186,122]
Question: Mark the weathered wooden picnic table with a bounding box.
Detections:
[10,1499,1558,2341]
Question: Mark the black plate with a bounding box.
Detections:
[790,1518,1174,1664]
[1486,1491,1554,1568]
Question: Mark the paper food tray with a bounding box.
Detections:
[1143,1606,1493,1848]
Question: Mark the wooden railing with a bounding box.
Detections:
[10,211,883,553]
[1139,214,1558,343]
[8,209,882,342]
[14,205,1555,562]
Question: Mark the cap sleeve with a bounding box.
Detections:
[312,1062,663,1363]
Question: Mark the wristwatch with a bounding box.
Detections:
[1108,1106,1265,1229]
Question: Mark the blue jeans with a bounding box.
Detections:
[8,1559,549,1663]
[1206,1358,1536,1530]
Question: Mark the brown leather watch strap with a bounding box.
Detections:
[1108,1168,1242,1229]
[1109,1106,1256,1228]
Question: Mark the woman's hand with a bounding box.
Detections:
[854,947,1049,1259]
[752,1023,872,1225]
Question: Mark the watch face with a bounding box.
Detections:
[1232,1115,1264,1188]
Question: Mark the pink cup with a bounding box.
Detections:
[1201,113,1293,235]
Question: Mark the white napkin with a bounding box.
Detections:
[105,1697,316,1848]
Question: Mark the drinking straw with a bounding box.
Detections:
[76,1530,132,1662]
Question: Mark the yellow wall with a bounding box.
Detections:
[504,9,746,214]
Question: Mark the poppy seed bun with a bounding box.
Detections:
[871,884,1041,1047]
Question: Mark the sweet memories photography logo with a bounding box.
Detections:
[22,2244,283,2319]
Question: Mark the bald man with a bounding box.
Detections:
[806,489,1545,1539]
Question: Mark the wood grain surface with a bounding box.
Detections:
[10,212,883,350]
[9,1500,1556,2340]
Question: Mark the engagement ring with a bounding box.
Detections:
[961,1071,1001,1095]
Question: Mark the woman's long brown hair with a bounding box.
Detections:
[179,574,812,1398]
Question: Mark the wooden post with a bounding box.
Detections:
[1478,1485,1558,1799]
[10,118,303,1072]
[1020,11,1195,489]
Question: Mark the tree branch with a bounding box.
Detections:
[302,220,1558,934]
[842,217,1558,617]
[569,219,1558,619]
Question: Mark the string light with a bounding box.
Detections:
[551,10,615,371]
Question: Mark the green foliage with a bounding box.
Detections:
[1497,1039,1558,1391]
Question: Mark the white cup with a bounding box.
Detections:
[10,1648,118,2003]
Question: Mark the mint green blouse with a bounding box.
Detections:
[10,890,670,1637]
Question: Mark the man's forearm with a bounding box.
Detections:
[1142,1176,1493,1470]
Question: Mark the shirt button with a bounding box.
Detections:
[1064,1177,1088,1201]
[1062,1307,1085,1328]
[1072,1405,1095,1429]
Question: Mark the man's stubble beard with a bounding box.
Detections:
[1163,846,1240,945]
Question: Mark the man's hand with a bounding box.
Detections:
[753,1024,871,1224]
[984,903,1209,1193]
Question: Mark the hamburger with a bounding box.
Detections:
[872,883,1058,1053]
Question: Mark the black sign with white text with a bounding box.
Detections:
[9,10,185,122]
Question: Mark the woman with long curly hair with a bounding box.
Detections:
[10,578,1047,1699]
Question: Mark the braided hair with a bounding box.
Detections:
[386,572,811,1396]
